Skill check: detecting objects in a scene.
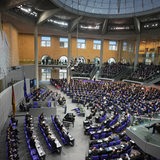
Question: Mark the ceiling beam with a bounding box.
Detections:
[134,17,141,33]
[101,19,108,34]
[69,16,83,33]
[0,0,30,11]
[37,8,61,25]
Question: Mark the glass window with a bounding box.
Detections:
[60,37,68,48]
[77,39,86,49]
[123,42,127,51]
[128,44,134,52]
[109,41,117,51]
[41,68,51,81]
[59,69,67,79]
[41,36,51,47]
[93,40,101,50]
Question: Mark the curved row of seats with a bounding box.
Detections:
[51,115,75,146]
[38,115,62,153]
[6,116,19,160]
[24,113,45,160]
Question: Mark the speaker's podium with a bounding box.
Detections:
[126,116,160,159]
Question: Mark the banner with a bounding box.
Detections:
[24,76,27,98]
[12,85,16,115]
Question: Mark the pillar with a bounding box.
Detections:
[34,26,39,88]
[118,40,122,62]
[100,39,104,68]
[134,35,140,70]
[67,33,71,83]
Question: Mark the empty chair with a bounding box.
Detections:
[108,141,114,147]
[100,132,106,139]
[32,154,40,160]
[111,153,120,159]
[61,137,67,145]
[30,148,37,156]
[33,101,38,108]
[115,140,121,145]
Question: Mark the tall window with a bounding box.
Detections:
[59,37,68,48]
[128,44,134,52]
[109,41,117,51]
[123,42,127,51]
[41,36,51,47]
[41,68,51,81]
[59,69,67,79]
[93,40,101,50]
[77,39,86,49]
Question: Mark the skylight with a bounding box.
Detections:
[17,5,37,17]
[110,26,131,31]
[47,19,68,26]
[143,22,159,29]
[80,25,100,30]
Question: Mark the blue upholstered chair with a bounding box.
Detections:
[91,155,100,160]
[100,154,108,160]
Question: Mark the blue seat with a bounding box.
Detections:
[100,132,106,139]
[30,148,37,156]
[91,155,99,160]
[115,140,121,145]
[32,154,40,160]
[92,144,99,149]
[33,101,38,108]
[111,154,120,159]
[101,143,107,148]
[61,137,67,145]
[108,141,114,147]
[100,154,108,160]
[92,133,100,140]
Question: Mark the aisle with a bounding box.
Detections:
[45,84,90,160]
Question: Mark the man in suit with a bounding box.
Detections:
[145,122,160,134]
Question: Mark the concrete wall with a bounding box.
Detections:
[0,80,30,132]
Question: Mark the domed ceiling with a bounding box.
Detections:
[52,0,160,18]
[1,0,160,40]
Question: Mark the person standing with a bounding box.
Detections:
[64,104,67,114]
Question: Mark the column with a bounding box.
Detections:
[134,35,140,70]
[100,39,104,68]
[118,40,122,62]
[67,33,71,83]
[34,26,39,88]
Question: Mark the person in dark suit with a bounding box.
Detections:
[145,122,160,134]
[30,136,36,148]
[48,136,57,149]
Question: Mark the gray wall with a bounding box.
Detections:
[1,65,35,90]
[0,79,30,132]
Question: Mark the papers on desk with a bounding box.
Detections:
[121,144,124,148]
[130,140,135,144]
[35,137,46,158]
[114,146,117,149]
[97,139,103,143]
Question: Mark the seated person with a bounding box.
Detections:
[145,122,160,134]
[62,96,66,104]
[39,113,44,120]
[58,97,63,105]
[88,147,99,156]
[10,115,18,126]
[19,101,25,111]
[30,136,36,149]
[48,136,57,149]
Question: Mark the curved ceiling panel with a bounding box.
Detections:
[51,0,160,18]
